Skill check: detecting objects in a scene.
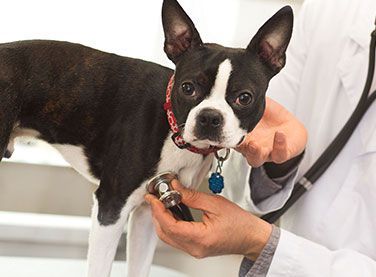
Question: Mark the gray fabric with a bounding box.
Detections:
[239,257,254,277]
[249,165,299,205]
[239,225,281,277]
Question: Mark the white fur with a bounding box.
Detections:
[7,124,100,186]
[157,132,214,188]
[184,59,247,148]
[9,123,214,277]
[7,123,40,155]
[125,134,213,276]
[87,134,214,277]
[87,188,144,277]
[53,144,100,185]
[126,204,158,277]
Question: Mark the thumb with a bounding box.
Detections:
[271,131,289,163]
[145,194,168,215]
[171,180,218,212]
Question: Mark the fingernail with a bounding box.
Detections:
[275,132,285,144]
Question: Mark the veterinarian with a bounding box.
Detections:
[146,0,376,276]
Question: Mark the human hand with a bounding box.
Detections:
[236,97,307,167]
[145,180,271,261]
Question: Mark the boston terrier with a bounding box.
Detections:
[0,0,293,276]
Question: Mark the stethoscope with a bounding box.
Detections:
[147,171,194,221]
[262,19,376,223]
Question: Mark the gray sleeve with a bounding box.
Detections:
[238,225,281,277]
[249,164,299,205]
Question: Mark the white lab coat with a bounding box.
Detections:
[222,0,376,275]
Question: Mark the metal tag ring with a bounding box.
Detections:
[215,148,230,162]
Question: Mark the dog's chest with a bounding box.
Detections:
[157,133,214,189]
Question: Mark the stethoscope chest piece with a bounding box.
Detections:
[146,171,182,208]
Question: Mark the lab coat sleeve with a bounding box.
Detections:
[239,225,281,277]
[268,229,376,276]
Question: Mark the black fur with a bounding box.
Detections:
[0,40,172,224]
[165,5,293,139]
[0,1,293,226]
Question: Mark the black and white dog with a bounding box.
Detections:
[0,0,293,276]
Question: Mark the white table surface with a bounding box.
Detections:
[0,256,188,277]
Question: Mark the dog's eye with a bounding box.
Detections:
[181,82,196,96]
[236,92,253,106]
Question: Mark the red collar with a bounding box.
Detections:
[163,75,221,156]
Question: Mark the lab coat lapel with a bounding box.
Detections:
[336,0,372,109]
[359,106,376,155]
[357,0,376,155]
[337,0,376,155]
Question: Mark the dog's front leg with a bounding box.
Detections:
[127,203,158,277]
[87,195,130,277]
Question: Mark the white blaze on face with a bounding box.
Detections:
[183,59,247,148]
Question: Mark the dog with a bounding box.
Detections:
[0,0,293,276]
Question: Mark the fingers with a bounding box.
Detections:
[236,128,306,166]
[170,180,219,212]
[145,193,206,249]
[236,141,270,168]
[145,193,202,236]
[145,194,178,228]
[270,131,289,164]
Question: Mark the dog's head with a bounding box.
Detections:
[162,0,293,149]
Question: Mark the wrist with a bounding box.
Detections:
[244,217,272,261]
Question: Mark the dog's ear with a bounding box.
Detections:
[247,6,293,73]
[162,0,203,63]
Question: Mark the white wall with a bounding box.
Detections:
[0,0,303,69]
[3,0,303,165]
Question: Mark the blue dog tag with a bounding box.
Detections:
[208,149,230,194]
[209,172,224,194]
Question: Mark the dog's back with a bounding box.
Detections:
[0,40,172,181]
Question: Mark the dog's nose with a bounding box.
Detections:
[197,109,223,128]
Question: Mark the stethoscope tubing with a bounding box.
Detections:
[262,24,376,224]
